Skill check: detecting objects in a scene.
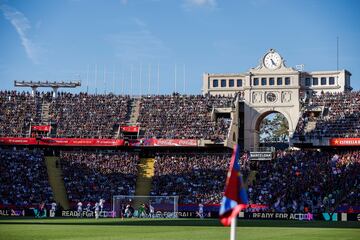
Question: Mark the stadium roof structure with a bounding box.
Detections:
[14,80,81,97]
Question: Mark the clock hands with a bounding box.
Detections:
[271,59,276,66]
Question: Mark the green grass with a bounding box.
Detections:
[0,218,359,240]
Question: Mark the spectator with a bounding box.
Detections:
[60,151,139,204]
[150,152,234,204]
[294,91,360,138]
[138,94,234,141]
[0,149,54,206]
[49,92,131,138]
[248,149,360,213]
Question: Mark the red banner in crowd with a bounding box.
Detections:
[330,138,360,146]
[39,138,125,147]
[130,138,199,147]
[0,137,197,147]
[152,139,198,147]
[120,126,139,133]
[0,137,124,147]
[0,137,37,145]
[31,125,51,132]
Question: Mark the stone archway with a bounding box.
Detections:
[250,109,295,149]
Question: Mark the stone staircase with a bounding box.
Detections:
[114,98,141,138]
[305,121,317,133]
[128,98,141,125]
[245,170,257,188]
[41,102,51,125]
[44,156,70,210]
[133,157,155,208]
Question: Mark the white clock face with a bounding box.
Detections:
[263,52,282,70]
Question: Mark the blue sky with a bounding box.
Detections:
[0,0,359,94]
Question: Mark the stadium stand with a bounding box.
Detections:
[248,149,360,213]
[60,151,139,204]
[1,91,233,140]
[0,90,359,215]
[0,91,36,137]
[150,151,250,204]
[295,91,360,138]
[0,149,54,206]
[49,93,131,138]
[137,94,234,140]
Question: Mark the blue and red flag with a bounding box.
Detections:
[219,145,248,226]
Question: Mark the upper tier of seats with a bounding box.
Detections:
[2,90,360,140]
[0,91,234,140]
[49,93,131,138]
[0,91,36,137]
[295,91,360,138]
[138,94,234,140]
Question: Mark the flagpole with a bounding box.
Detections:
[86,64,89,93]
[140,63,142,96]
[95,63,98,95]
[174,64,177,93]
[230,217,237,240]
[112,64,115,94]
[104,65,106,94]
[130,64,133,97]
[157,63,160,95]
[148,63,151,95]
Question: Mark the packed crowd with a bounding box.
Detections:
[247,149,360,213]
[0,149,54,206]
[49,93,131,138]
[0,147,358,211]
[150,152,233,204]
[0,91,36,137]
[2,90,360,141]
[60,151,139,203]
[1,91,235,140]
[295,91,360,138]
[138,94,234,141]
[333,150,360,210]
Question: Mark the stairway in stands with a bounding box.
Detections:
[128,98,141,125]
[115,98,141,138]
[44,156,70,210]
[134,157,155,207]
[245,170,257,188]
[41,102,51,125]
[305,121,317,133]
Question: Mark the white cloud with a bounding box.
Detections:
[183,0,217,10]
[133,17,147,28]
[120,0,128,5]
[0,4,40,64]
[106,30,171,62]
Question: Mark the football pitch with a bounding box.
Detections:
[0,218,359,240]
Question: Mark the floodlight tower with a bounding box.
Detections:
[14,80,81,97]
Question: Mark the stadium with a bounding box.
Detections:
[0,1,359,240]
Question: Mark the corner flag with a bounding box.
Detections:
[219,145,248,226]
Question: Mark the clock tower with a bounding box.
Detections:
[243,49,301,149]
[202,48,350,150]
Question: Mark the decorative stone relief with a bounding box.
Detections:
[252,91,263,103]
[282,91,291,103]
